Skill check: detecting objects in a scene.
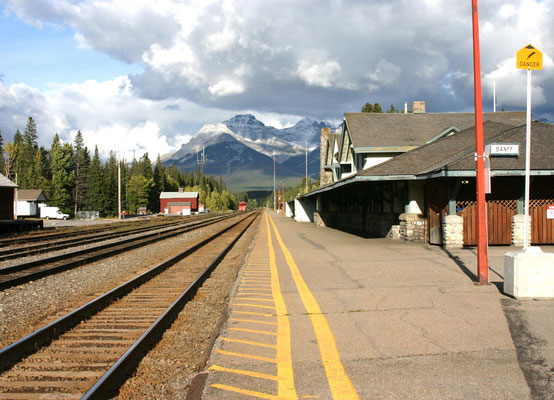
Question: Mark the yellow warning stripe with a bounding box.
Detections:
[234,303,275,310]
[210,383,279,399]
[268,214,359,399]
[235,297,275,302]
[266,213,298,399]
[221,337,277,349]
[234,311,275,317]
[231,318,278,325]
[216,349,276,363]
[229,327,277,336]
[210,364,278,380]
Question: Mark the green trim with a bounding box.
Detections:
[426,126,460,144]
[353,146,417,153]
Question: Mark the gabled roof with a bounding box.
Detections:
[344,111,526,149]
[304,120,552,198]
[357,121,553,178]
[159,192,199,199]
[0,173,18,188]
[17,189,48,201]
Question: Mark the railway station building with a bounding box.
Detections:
[159,191,199,215]
[290,106,554,247]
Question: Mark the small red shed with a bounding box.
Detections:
[238,201,247,212]
[160,191,199,214]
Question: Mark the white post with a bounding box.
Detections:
[523,69,531,250]
[493,79,496,112]
[305,133,308,193]
[118,159,122,220]
[273,153,276,212]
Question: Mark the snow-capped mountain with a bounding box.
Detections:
[167,114,332,164]
[164,114,334,191]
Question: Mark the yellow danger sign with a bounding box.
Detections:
[517,44,543,70]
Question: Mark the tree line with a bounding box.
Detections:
[1,117,244,217]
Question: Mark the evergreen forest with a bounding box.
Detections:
[1,117,250,217]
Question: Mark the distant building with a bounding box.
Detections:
[159,191,199,214]
[15,189,48,217]
[0,173,18,219]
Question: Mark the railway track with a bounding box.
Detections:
[0,217,174,247]
[0,210,259,399]
[0,214,237,290]
[0,216,214,262]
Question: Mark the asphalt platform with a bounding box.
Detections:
[198,210,553,399]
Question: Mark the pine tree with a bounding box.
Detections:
[50,134,74,213]
[373,103,383,113]
[126,174,151,214]
[387,104,398,113]
[19,117,39,188]
[103,152,118,217]
[73,131,89,215]
[361,102,374,113]
[85,146,104,212]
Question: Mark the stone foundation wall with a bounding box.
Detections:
[399,213,426,242]
[441,215,463,248]
[512,214,531,246]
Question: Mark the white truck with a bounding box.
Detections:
[40,206,69,220]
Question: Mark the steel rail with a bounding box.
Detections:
[0,216,219,261]
[82,211,258,399]
[0,214,237,290]
[0,211,258,375]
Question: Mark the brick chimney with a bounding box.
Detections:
[412,101,426,113]
[320,128,332,186]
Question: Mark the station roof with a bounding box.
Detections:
[17,189,48,201]
[159,192,199,199]
[344,111,526,148]
[0,173,17,188]
[305,120,553,197]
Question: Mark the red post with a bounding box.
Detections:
[471,0,489,285]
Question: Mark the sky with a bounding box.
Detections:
[0,0,553,161]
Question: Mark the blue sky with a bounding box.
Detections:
[0,0,553,160]
[0,10,141,89]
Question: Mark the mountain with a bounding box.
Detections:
[275,118,332,148]
[163,114,332,191]
[281,146,321,179]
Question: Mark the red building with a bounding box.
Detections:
[238,201,247,212]
[159,191,199,214]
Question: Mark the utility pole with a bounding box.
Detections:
[305,133,308,193]
[273,153,276,212]
[282,181,285,215]
[118,158,122,220]
[471,0,488,285]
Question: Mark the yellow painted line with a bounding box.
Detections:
[268,215,359,400]
[235,297,275,302]
[234,303,276,310]
[221,337,277,349]
[242,279,272,283]
[231,318,279,325]
[229,327,277,336]
[234,311,276,317]
[266,213,297,399]
[210,364,278,381]
[240,285,272,288]
[210,383,278,399]
[216,349,276,363]
[237,292,273,296]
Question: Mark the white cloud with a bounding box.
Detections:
[1,0,553,159]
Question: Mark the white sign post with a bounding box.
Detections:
[516,44,543,252]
